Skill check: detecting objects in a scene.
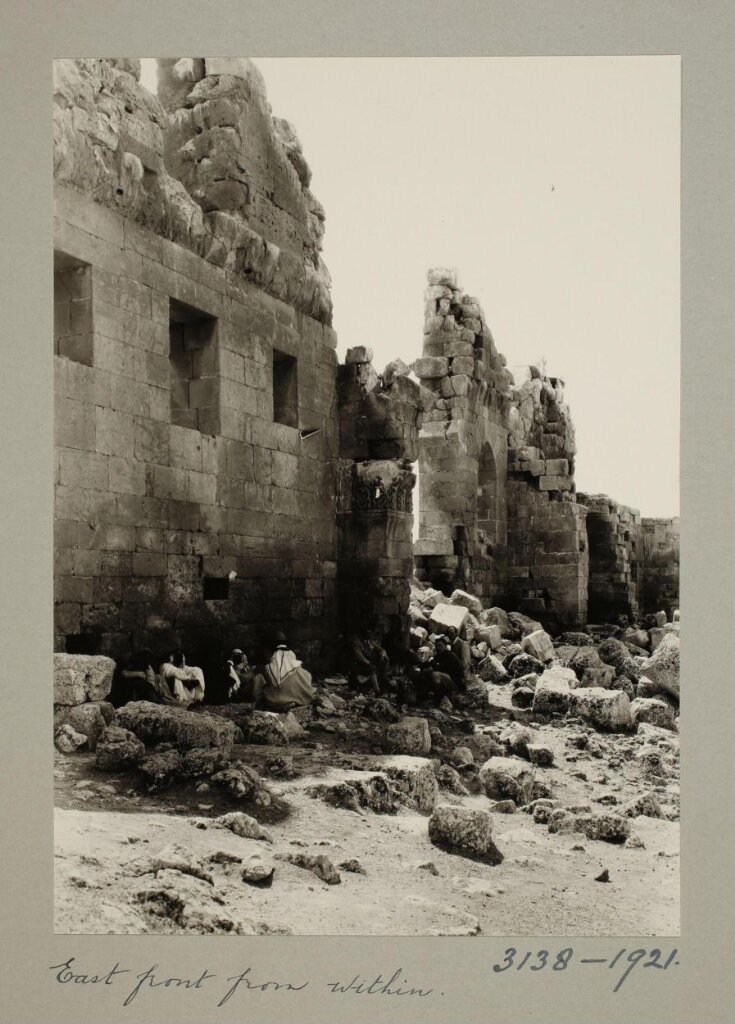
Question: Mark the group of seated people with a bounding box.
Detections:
[344,627,468,706]
[112,630,316,712]
[112,624,468,714]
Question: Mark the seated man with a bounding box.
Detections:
[159,649,205,706]
[344,632,391,696]
[226,648,257,702]
[253,631,315,710]
[430,635,467,692]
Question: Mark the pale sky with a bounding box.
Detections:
[140,57,680,517]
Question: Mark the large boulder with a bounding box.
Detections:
[428,602,469,639]
[630,697,677,731]
[381,756,438,813]
[531,666,575,715]
[597,638,641,682]
[95,725,145,771]
[116,701,241,751]
[638,634,680,703]
[53,654,116,706]
[428,805,503,864]
[508,612,543,637]
[479,756,551,804]
[448,589,483,616]
[477,654,509,684]
[480,607,512,636]
[521,629,555,664]
[475,625,503,650]
[548,810,631,843]
[54,702,112,750]
[384,717,431,756]
[508,653,544,678]
[568,687,632,732]
[54,723,87,754]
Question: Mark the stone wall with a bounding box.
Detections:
[505,370,589,629]
[577,494,641,623]
[413,269,513,604]
[639,517,680,619]
[336,350,433,640]
[53,58,339,664]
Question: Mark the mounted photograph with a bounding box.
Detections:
[52,55,680,936]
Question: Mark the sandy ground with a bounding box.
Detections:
[54,685,680,936]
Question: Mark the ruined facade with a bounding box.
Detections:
[53,58,679,665]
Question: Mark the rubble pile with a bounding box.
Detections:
[54,576,680,935]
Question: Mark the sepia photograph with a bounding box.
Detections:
[52,55,680,937]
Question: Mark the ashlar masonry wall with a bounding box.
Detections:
[53,58,340,664]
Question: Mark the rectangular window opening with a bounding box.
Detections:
[54,251,93,365]
[273,350,298,427]
[169,298,219,434]
[203,576,230,600]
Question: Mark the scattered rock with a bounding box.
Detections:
[428,805,503,864]
[630,697,677,731]
[241,855,274,886]
[278,853,341,884]
[95,725,145,771]
[117,701,240,751]
[214,812,273,843]
[211,764,272,806]
[339,858,366,874]
[569,687,633,732]
[384,717,431,756]
[527,743,554,767]
[521,629,555,664]
[53,654,116,706]
[479,756,551,804]
[594,868,610,883]
[54,723,88,754]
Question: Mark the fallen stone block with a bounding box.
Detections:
[428,805,503,864]
[278,853,341,884]
[384,716,431,756]
[480,607,512,636]
[140,749,184,791]
[568,687,632,732]
[95,725,145,771]
[214,812,273,843]
[581,665,616,688]
[449,589,483,616]
[527,743,554,767]
[638,634,679,704]
[508,653,545,678]
[508,612,543,637]
[54,654,116,706]
[500,723,534,758]
[133,869,250,933]
[117,701,241,751]
[521,629,555,663]
[428,602,470,639]
[382,755,439,812]
[620,793,663,819]
[531,669,575,715]
[54,723,87,754]
[54,701,111,750]
[211,764,273,806]
[478,654,509,684]
[598,638,641,682]
[630,697,677,731]
[479,756,551,804]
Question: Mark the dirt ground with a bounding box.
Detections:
[54,682,680,936]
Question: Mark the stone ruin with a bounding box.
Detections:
[53,57,680,668]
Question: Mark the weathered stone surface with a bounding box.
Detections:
[500,723,534,758]
[211,764,272,806]
[117,701,240,751]
[214,811,273,843]
[140,748,184,791]
[279,852,341,884]
[95,725,145,771]
[428,602,470,639]
[629,696,677,732]
[382,756,438,813]
[241,854,275,886]
[384,717,431,756]
[54,702,110,749]
[568,687,632,732]
[54,654,116,705]
[449,589,483,616]
[532,668,575,715]
[54,723,88,753]
[598,638,641,682]
[134,868,250,933]
[508,653,544,678]
[521,629,555,663]
[428,805,503,864]
[620,793,663,819]
[638,634,680,703]
[480,607,512,636]
[479,756,551,805]
[477,654,509,684]
[527,743,554,767]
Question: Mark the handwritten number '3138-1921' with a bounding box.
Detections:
[492,948,679,992]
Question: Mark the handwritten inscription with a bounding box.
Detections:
[49,949,680,1007]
